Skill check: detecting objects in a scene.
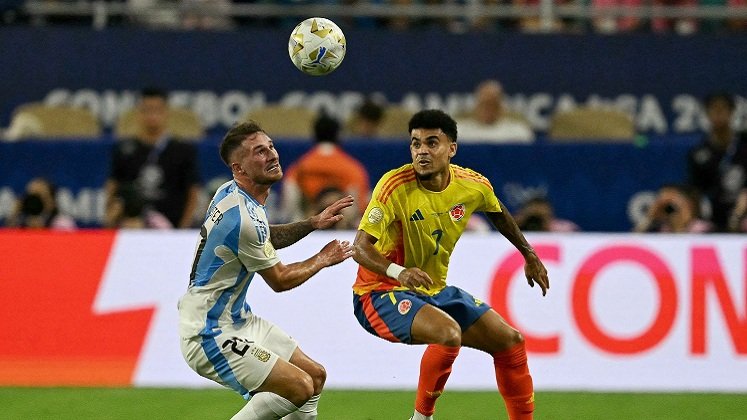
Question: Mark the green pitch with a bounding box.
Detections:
[1,388,744,419]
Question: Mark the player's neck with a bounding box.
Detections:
[418,169,451,192]
[235,178,271,205]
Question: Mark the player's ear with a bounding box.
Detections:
[448,141,457,158]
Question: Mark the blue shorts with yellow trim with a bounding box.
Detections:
[353,286,491,344]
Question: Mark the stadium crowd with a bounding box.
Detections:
[3,83,747,234]
[3,0,746,34]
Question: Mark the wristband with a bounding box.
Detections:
[385,263,405,280]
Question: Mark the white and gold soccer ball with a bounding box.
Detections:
[288,17,346,76]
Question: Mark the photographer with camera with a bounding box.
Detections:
[5,178,76,230]
[634,184,713,233]
[515,196,580,233]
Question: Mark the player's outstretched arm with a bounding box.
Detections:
[270,195,354,249]
[259,239,353,292]
[485,202,550,296]
[352,230,434,291]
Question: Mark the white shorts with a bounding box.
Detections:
[180,313,298,399]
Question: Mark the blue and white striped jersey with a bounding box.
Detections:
[178,180,280,339]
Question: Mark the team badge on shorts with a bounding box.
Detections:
[449,203,466,221]
[368,207,384,224]
[398,299,412,315]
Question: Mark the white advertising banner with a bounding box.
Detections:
[89,232,747,391]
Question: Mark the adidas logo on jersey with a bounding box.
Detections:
[409,209,425,221]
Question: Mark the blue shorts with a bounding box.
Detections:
[353,286,491,344]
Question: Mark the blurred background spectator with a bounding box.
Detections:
[514,196,580,232]
[308,186,361,229]
[651,0,698,34]
[104,184,173,229]
[280,112,371,224]
[5,177,76,230]
[633,184,713,233]
[592,0,643,33]
[348,98,385,138]
[686,92,747,232]
[727,188,747,232]
[105,88,201,229]
[456,79,535,143]
[179,0,234,30]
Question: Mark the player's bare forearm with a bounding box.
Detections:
[260,239,352,292]
[352,230,391,275]
[259,254,324,292]
[270,219,315,249]
[487,203,550,295]
[486,203,536,257]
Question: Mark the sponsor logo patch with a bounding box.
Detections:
[398,299,412,315]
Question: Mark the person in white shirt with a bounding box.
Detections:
[457,79,535,144]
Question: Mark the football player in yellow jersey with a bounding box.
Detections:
[352,109,549,420]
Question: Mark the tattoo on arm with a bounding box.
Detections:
[269,220,314,249]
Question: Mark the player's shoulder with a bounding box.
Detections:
[377,164,417,188]
[374,164,418,202]
[451,164,494,190]
[380,163,416,179]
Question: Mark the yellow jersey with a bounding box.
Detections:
[354,163,502,296]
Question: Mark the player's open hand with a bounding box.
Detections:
[524,252,549,296]
[311,195,355,230]
[318,239,354,267]
[398,267,434,292]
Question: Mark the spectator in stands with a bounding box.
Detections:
[728,188,747,232]
[280,113,371,223]
[127,0,181,28]
[456,79,535,143]
[104,184,173,229]
[309,186,360,229]
[385,0,417,30]
[105,88,201,228]
[179,0,235,30]
[512,0,578,32]
[651,0,698,34]
[591,0,643,33]
[349,98,385,138]
[5,177,76,230]
[514,196,580,232]
[634,184,713,233]
[687,92,747,232]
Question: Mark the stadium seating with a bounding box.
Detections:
[4,103,101,141]
[376,106,415,138]
[244,105,317,139]
[114,107,205,142]
[548,106,636,142]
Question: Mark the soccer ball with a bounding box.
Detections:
[288,17,346,76]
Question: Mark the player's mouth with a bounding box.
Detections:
[417,159,431,167]
[267,163,281,172]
